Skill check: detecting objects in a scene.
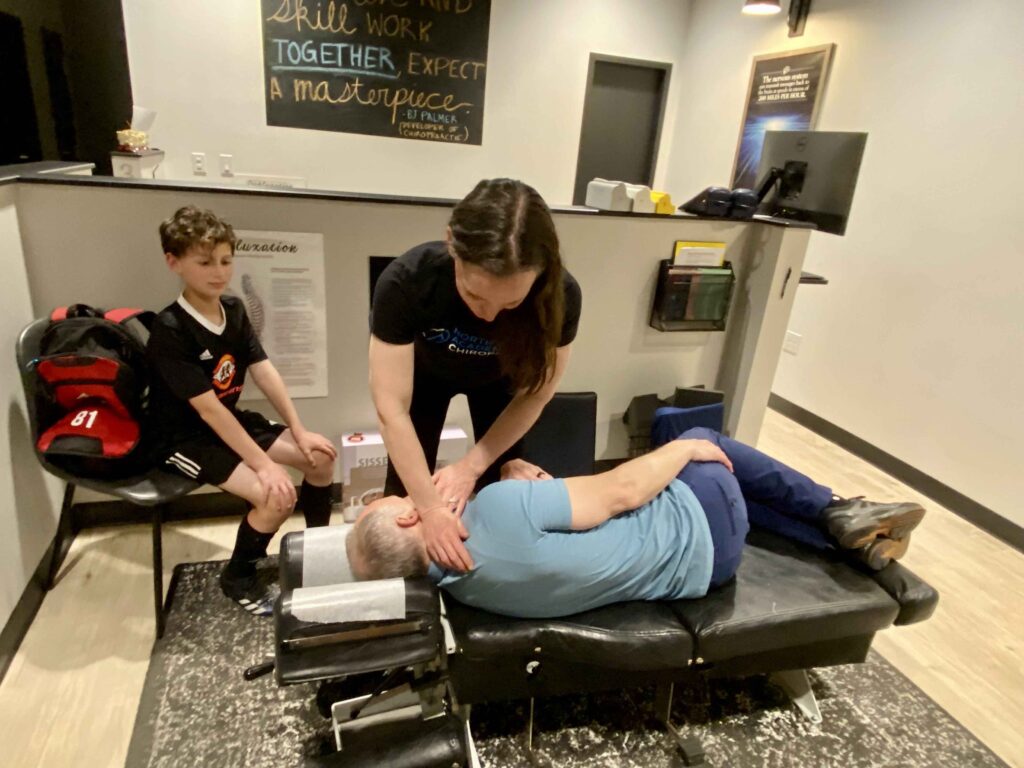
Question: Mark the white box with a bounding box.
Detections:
[110,149,165,179]
[337,425,468,485]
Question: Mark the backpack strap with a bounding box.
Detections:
[104,307,145,324]
[51,305,105,322]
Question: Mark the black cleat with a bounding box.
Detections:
[822,499,925,550]
[220,569,280,617]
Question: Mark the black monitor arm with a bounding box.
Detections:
[755,161,807,204]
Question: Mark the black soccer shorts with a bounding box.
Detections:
[161,410,286,486]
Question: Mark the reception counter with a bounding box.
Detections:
[2,171,813,462]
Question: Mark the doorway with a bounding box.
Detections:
[572,55,671,206]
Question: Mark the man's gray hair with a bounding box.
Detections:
[347,504,428,580]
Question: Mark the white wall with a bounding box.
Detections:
[121,0,693,204]
[0,185,63,630]
[664,0,1024,527]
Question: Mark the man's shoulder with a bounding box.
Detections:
[470,479,570,532]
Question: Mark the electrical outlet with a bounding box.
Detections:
[190,152,207,175]
[783,330,802,355]
[219,153,233,177]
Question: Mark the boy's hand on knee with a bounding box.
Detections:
[256,461,297,511]
[293,429,338,468]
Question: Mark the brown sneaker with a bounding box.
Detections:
[822,499,925,549]
[856,535,911,571]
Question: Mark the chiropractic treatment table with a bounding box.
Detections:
[250,394,939,766]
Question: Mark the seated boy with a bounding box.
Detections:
[346,427,925,618]
[148,206,337,616]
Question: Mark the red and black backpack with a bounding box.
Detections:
[30,304,154,478]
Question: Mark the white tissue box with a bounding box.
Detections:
[336,425,468,485]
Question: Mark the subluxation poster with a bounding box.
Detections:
[230,230,328,399]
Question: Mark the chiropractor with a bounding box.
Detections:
[368,178,582,572]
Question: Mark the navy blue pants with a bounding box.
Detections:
[676,427,834,587]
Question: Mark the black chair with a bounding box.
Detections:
[16,318,200,638]
[521,391,597,478]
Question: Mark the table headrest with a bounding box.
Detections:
[289,578,407,624]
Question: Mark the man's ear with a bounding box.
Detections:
[165,252,180,273]
[395,509,420,528]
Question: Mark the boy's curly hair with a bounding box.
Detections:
[159,206,237,257]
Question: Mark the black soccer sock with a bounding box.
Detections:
[223,513,274,582]
[299,480,334,528]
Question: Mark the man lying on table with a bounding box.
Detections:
[346,427,925,618]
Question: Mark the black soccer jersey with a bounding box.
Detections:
[147,295,268,446]
[370,241,582,384]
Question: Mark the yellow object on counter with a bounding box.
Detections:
[650,191,675,215]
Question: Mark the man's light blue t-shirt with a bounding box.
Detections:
[430,478,714,618]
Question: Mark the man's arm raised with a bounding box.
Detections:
[563,439,732,531]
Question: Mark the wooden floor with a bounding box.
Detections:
[0,409,1021,768]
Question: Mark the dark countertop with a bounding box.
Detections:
[3,170,816,229]
[0,160,95,183]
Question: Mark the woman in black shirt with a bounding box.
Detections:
[369,178,582,571]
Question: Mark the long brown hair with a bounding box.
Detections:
[449,179,564,394]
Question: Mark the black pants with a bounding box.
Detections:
[383,369,524,496]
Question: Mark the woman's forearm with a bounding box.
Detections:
[379,411,445,510]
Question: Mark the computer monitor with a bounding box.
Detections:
[755,130,867,236]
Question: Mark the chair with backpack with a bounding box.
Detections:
[16,304,200,638]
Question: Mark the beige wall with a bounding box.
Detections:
[121,0,693,203]
[663,0,1024,528]
[0,185,63,630]
[15,180,808,461]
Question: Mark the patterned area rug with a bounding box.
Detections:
[126,561,1007,768]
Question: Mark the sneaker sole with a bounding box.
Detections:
[862,535,911,570]
[840,505,925,549]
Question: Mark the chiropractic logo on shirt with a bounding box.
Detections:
[212,354,237,391]
[423,327,496,357]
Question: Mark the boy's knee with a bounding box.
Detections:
[251,502,291,530]
[306,454,335,484]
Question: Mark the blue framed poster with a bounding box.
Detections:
[731,44,835,190]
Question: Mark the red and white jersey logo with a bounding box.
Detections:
[212,354,237,391]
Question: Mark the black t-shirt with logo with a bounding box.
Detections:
[370,241,582,386]
[146,295,267,446]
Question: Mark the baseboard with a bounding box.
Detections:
[768,394,1024,554]
[0,543,52,687]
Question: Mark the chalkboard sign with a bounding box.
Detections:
[261,0,491,145]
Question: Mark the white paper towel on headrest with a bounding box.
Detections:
[301,524,354,587]
[290,579,407,624]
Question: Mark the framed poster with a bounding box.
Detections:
[230,230,328,399]
[260,0,491,145]
[731,44,835,190]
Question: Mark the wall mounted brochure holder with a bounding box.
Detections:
[649,259,734,332]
